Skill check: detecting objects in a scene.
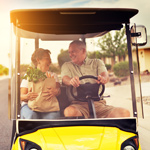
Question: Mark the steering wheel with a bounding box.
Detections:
[70,75,105,102]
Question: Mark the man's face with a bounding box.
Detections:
[68,44,86,65]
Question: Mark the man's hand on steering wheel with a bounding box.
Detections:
[69,76,80,87]
[97,75,108,84]
[70,75,105,102]
[70,74,108,87]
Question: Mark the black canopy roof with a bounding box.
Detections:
[10,8,138,35]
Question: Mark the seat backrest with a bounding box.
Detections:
[57,85,70,116]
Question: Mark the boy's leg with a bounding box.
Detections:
[20,104,39,119]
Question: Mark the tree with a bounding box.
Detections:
[57,49,71,68]
[114,28,128,61]
[0,64,9,76]
[97,27,127,66]
[87,51,102,59]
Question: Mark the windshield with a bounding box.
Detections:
[10,25,143,120]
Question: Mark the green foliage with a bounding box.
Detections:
[49,64,60,74]
[57,49,71,67]
[0,64,9,76]
[87,51,102,59]
[20,64,30,73]
[113,61,129,77]
[0,70,3,75]
[22,67,47,83]
[97,27,127,64]
[113,61,138,77]
[3,68,9,75]
[0,64,3,70]
[105,64,112,71]
[20,64,30,79]
[20,63,60,75]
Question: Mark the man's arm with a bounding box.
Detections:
[62,75,80,87]
[97,71,109,84]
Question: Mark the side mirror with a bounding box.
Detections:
[131,25,147,46]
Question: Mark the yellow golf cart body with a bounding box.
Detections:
[12,120,138,150]
[9,8,147,150]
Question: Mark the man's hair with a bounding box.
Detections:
[69,40,86,50]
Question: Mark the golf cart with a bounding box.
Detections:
[9,8,147,150]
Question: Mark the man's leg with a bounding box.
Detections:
[64,106,82,117]
[106,107,130,118]
[95,100,130,118]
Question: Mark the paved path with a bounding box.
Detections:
[105,82,150,150]
[0,77,12,150]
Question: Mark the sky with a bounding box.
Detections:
[0,0,150,67]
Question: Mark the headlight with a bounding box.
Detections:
[121,136,139,150]
[123,145,135,150]
[20,138,42,150]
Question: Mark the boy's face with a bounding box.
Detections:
[37,53,51,72]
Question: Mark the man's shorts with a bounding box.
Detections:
[70,100,114,118]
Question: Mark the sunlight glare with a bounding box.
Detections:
[0,12,10,67]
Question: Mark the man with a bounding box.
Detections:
[61,40,130,118]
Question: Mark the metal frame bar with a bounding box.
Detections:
[125,23,138,117]
[133,24,144,118]
[135,44,144,118]
[35,38,39,49]
[88,99,97,118]
[15,23,21,119]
